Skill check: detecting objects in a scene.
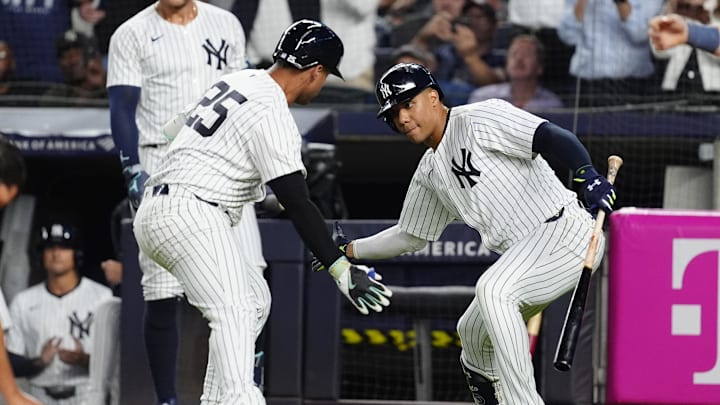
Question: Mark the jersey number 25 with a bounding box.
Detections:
[185,81,247,137]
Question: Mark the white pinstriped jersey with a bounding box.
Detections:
[398,98,577,253]
[6,278,112,387]
[0,291,11,332]
[107,1,246,146]
[147,69,307,217]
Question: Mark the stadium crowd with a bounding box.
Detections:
[1,0,719,109]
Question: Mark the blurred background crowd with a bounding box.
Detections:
[1,0,720,110]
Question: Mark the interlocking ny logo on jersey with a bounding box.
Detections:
[202,38,228,70]
[451,148,481,189]
[69,311,93,340]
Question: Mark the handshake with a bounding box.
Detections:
[314,223,393,315]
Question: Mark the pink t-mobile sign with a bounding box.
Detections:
[607,208,720,404]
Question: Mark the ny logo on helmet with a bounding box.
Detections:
[379,83,392,99]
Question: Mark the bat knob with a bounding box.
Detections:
[554,360,571,372]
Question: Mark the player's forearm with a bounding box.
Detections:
[350,225,427,260]
[267,172,344,267]
[0,332,22,400]
[7,352,45,378]
[108,85,142,168]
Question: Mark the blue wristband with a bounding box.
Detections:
[687,23,720,54]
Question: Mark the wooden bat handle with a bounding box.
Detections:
[583,155,623,269]
[554,155,623,372]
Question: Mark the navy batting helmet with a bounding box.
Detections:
[272,19,344,79]
[40,222,83,267]
[375,63,444,132]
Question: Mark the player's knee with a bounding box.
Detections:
[145,298,178,330]
[461,360,499,405]
[474,275,511,309]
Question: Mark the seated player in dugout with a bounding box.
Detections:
[316,63,616,405]
[5,221,112,404]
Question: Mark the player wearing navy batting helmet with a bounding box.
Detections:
[133,19,391,404]
[330,62,617,405]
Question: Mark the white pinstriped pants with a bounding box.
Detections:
[133,188,268,405]
[457,202,604,405]
[137,145,269,303]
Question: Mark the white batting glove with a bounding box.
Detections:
[328,257,392,315]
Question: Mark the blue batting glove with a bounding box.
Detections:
[122,163,149,210]
[574,165,616,217]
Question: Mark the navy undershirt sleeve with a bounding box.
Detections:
[108,85,141,168]
[532,121,592,172]
[267,171,344,268]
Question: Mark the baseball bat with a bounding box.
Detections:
[527,312,542,357]
[553,155,623,372]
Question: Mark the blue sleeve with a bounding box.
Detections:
[532,121,592,172]
[108,85,141,168]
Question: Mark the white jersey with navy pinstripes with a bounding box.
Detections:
[107,1,246,146]
[398,98,577,253]
[0,291,11,332]
[6,278,112,388]
[147,69,306,214]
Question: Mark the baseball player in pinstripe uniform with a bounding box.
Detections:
[5,222,112,405]
[334,63,616,405]
[107,2,269,403]
[133,19,392,404]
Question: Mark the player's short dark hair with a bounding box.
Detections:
[0,136,26,188]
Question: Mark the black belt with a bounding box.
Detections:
[44,385,76,400]
[545,207,565,223]
[152,184,220,207]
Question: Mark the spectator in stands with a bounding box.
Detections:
[557,0,665,106]
[651,0,720,96]
[71,0,107,40]
[390,0,466,48]
[392,1,506,104]
[392,43,469,106]
[505,0,575,94]
[414,1,505,85]
[0,137,42,405]
[0,1,71,83]
[649,11,720,56]
[41,30,107,105]
[469,34,563,110]
[321,0,380,92]
[0,41,16,96]
[6,221,112,404]
[0,41,52,102]
[377,0,423,47]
